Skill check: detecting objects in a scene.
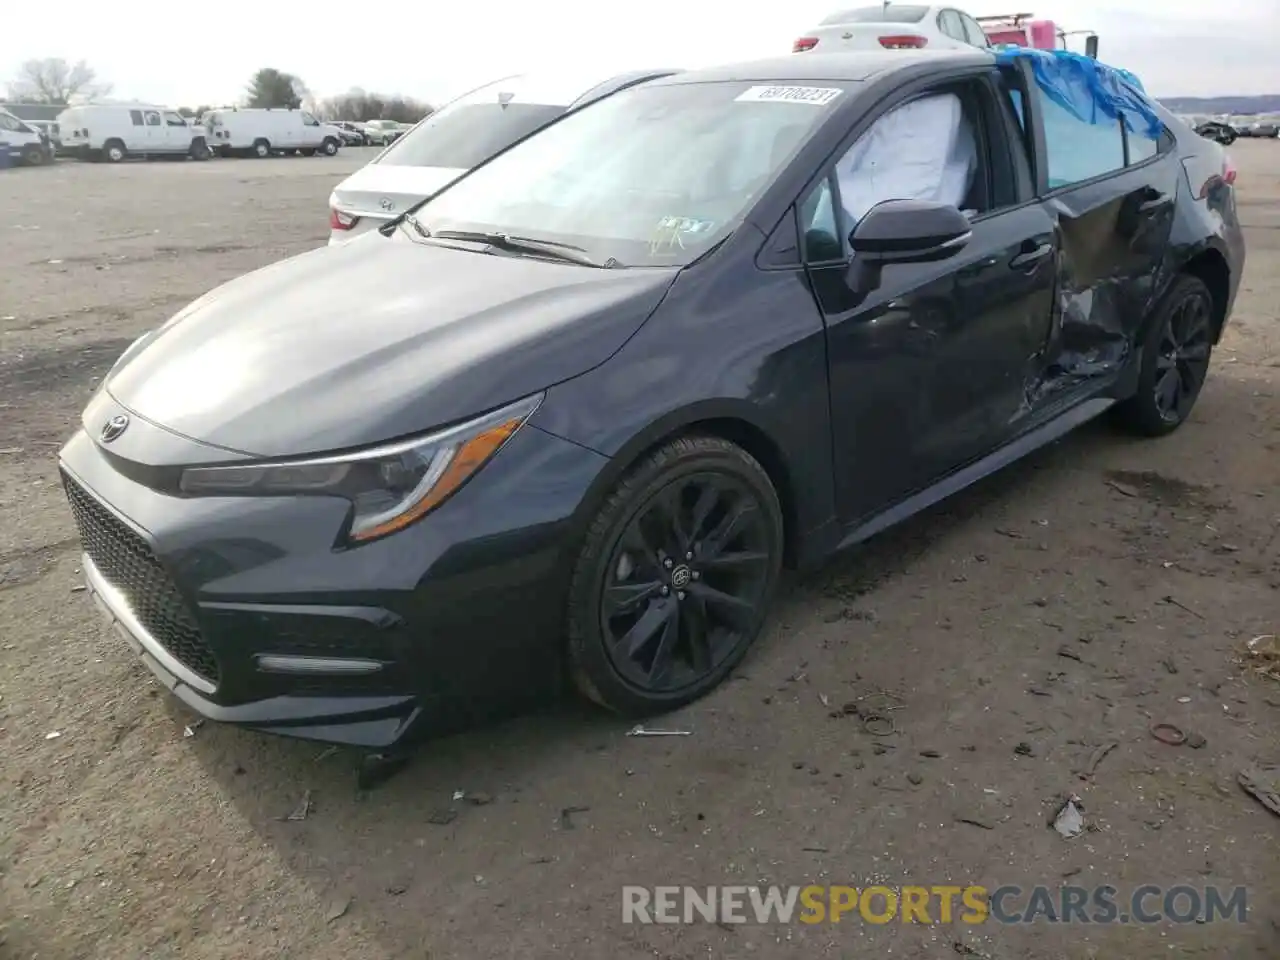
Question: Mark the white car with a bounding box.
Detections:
[362,120,407,146]
[327,67,681,245]
[793,3,991,53]
[0,109,53,165]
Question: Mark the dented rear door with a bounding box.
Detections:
[1009,61,1179,407]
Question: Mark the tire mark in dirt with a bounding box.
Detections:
[0,337,134,397]
[0,536,80,590]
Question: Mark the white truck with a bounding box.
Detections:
[57,104,211,162]
[200,108,344,158]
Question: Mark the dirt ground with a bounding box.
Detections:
[1,142,1278,960]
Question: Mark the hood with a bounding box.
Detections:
[104,233,677,458]
[329,163,465,217]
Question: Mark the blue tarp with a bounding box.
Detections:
[993,48,1163,140]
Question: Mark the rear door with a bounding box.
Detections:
[802,70,1059,523]
[1000,62,1179,404]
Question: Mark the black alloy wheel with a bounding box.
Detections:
[1153,288,1213,423]
[568,436,783,715]
[1115,274,1215,437]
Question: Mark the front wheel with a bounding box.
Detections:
[21,144,45,166]
[321,137,339,156]
[566,435,784,716]
[189,139,210,161]
[1113,274,1215,437]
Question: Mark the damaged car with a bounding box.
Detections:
[59,47,1244,752]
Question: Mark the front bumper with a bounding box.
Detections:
[60,407,610,748]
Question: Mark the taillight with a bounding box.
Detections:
[1182,154,1237,200]
[879,34,928,48]
[793,37,819,52]
[1222,154,1237,186]
[329,207,358,231]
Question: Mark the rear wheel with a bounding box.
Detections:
[103,139,126,163]
[252,138,271,158]
[566,435,784,716]
[189,139,211,161]
[1113,274,1215,437]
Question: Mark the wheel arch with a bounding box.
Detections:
[1177,247,1231,343]
[561,400,802,568]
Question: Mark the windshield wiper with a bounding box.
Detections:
[380,211,429,239]
[426,229,615,268]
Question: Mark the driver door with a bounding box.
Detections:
[804,73,1059,524]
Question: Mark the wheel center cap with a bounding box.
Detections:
[670,564,692,590]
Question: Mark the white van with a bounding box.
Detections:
[327,67,680,244]
[58,104,211,162]
[0,108,53,165]
[202,108,344,158]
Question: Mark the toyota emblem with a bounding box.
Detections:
[379,197,394,212]
[100,414,129,444]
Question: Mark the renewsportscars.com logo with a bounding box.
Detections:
[622,885,1249,925]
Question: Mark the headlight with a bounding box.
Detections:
[178,393,542,544]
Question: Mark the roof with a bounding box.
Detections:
[660,50,994,85]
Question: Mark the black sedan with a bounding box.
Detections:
[60,49,1245,752]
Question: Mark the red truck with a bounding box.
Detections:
[976,12,1099,57]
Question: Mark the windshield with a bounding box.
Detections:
[822,4,930,23]
[415,80,849,267]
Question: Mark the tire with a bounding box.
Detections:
[103,139,126,163]
[321,137,339,156]
[1113,274,1215,437]
[566,435,784,716]
[252,139,270,158]
[21,144,45,166]
[189,140,210,161]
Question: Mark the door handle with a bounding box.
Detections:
[1009,243,1053,270]
[1137,191,1173,214]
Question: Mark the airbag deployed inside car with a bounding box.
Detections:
[836,93,977,224]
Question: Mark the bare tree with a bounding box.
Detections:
[7,58,111,104]
[321,89,433,124]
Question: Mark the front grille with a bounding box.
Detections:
[62,473,221,686]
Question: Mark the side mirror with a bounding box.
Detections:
[845,199,972,295]
[849,199,972,264]
[1085,35,1099,58]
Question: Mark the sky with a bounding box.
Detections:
[4,0,1277,107]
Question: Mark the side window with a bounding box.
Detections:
[144,111,161,127]
[0,114,21,132]
[130,110,144,126]
[1126,125,1167,165]
[937,9,965,40]
[164,112,186,127]
[301,112,320,127]
[800,177,842,263]
[960,14,990,47]
[1038,93,1124,188]
[800,83,1003,264]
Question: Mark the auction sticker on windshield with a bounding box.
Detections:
[735,85,842,106]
